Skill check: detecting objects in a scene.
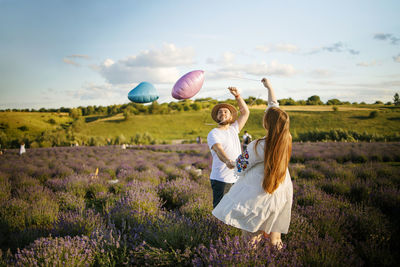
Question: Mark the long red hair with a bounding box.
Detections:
[256,107,292,194]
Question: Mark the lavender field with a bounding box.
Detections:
[0,142,399,266]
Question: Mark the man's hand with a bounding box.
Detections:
[228,87,240,98]
[226,160,235,169]
[212,144,236,169]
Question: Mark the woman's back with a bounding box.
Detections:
[213,138,293,233]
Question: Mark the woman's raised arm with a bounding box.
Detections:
[262,78,279,108]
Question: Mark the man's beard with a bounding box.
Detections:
[218,119,230,125]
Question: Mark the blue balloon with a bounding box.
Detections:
[127,82,159,103]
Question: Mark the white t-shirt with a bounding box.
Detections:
[207,121,241,183]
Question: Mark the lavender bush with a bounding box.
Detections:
[0,142,398,266]
[13,235,96,266]
[52,209,104,238]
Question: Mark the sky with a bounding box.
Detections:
[0,0,399,109]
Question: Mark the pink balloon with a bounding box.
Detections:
[172,70,204,99]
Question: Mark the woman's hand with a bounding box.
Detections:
[228,87,240,98]
[261,78,272,89]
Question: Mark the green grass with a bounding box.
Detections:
[238,107,399,139]
[0,112,72,138]
[1,106,399,145]
[76,107,400,142]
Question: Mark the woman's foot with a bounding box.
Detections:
[269,232,283,250]
[271,239,283,250]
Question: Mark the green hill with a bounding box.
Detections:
[1,105,399,148]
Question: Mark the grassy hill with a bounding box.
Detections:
[1,105,399,147]
[80,106,400,141]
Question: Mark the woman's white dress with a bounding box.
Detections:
[212,139,293,234]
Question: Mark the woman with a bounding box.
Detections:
[212,78,293,249]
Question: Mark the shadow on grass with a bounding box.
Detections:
[104,118,126,123]
[350,116,371,120]
[85,115,111,123]
[387,117,400,121]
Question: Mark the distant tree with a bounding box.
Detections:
[123,109,132,121]
[69,108,82,120]
[136,104,148,113]
[255,99,265,105]
[107,106,113,116]
[244,96,256,105]
[326,99,342,105]
[385,101,392,105]
[332,106,338,112]
[306,95,323,105]
[394,93,400,106]
[71,118,85,132]
[97,106,107,114]
[169,102,182,111]
[278,98,296,105]
[190,102,201,111]
[374,101,383,104]
[148,101,161,114]
[60,107,70,113]
[87,106,95,115]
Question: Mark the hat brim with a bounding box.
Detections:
[211,103,238,123]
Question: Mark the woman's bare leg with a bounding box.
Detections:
[269,232,283,249]
[242,230,263,248]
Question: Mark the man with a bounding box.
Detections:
[207,87,250,208]
[241,130,252,152]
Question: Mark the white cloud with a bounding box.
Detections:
[393,54,400,63]
[356,60,379,67]
[67,54,90,59]
[309,69,333,78]
[96,43,195,84]
[206,61,296,80]
[308,79,400,89]
[206,51,236,66]
[124,43,194,67]
[244,61,296,76]
[103,59,115,67]
[63,58,80,67]
[206,51,297,79]
[63,54,91,67]
[221,52,235,65]
[99,63,180,84]
[206,57,216,64]
[68,82,126,101]
[256,43,299,53]
[187,33,221,40]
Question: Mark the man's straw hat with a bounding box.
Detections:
[211,103,238,123]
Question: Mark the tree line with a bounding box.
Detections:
[1,93,399,116]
